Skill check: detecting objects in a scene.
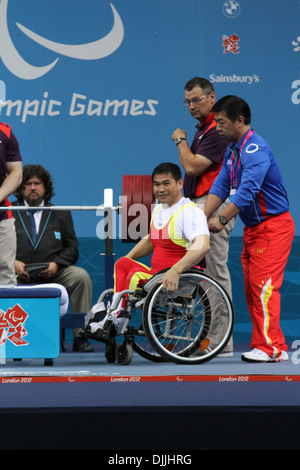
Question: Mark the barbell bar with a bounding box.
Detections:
[1,176,155,288]
[0,175,155,244]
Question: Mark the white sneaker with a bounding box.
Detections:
[106,309,127,334]
[89,318,107,333]
[241,348,289,363]
[241,348,271,362]
[85,301,106,326]
[90,309,126,335]
[275,350,289,362]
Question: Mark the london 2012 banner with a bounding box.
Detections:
[0,0,299,237]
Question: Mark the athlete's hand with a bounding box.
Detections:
[161,266,180,292]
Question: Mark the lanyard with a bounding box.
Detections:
[230,129,255,190]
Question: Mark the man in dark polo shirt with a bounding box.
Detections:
[172,77,235,356]
[0,122,22,285]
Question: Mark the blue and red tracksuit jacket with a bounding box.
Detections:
[209,130,289,227]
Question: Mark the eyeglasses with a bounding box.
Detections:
[183,95,206,107]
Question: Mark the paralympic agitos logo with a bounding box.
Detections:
[0,0,124,80]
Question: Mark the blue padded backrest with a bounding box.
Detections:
[0,287,61,298]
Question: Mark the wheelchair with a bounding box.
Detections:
[87,267,234,365]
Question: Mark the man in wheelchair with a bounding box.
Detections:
[80,162,210,343]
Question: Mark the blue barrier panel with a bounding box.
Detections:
[0,288,60,359]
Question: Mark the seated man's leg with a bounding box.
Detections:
[25,283,69,315]
[54,265,92,314]
[53,265,93,351]
[112,257,154,308]
[84,257,154,340]
[114,257,153,292]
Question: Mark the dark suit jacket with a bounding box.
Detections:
[12,201,79,268]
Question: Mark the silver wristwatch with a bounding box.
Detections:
[218,215,228,226]
[174,137,186,145]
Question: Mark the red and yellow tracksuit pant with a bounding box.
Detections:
[114,257,155,294]
[241,211,294,358]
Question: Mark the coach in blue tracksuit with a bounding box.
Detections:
[204,95,295,363]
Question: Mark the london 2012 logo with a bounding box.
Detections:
[0,0,124,80]
[0,304,29,346]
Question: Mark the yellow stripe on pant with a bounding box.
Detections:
[260,277,279,358]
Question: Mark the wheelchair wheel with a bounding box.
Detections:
[142,270,234,364]
[128,309,166,362]
[116,343,133,365]
[132,331,166,362]
[98,289,165,363]
[105,340,117,363]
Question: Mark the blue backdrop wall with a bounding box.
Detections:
[0,0,299,345]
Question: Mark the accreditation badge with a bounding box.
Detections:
[229,188,236,202]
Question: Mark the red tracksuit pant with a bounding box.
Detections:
[114,257,156,296]
[241,211,294,358]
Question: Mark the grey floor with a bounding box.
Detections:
[0,343,299,410]
[1,341,299,451]
[1,342,299,378]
